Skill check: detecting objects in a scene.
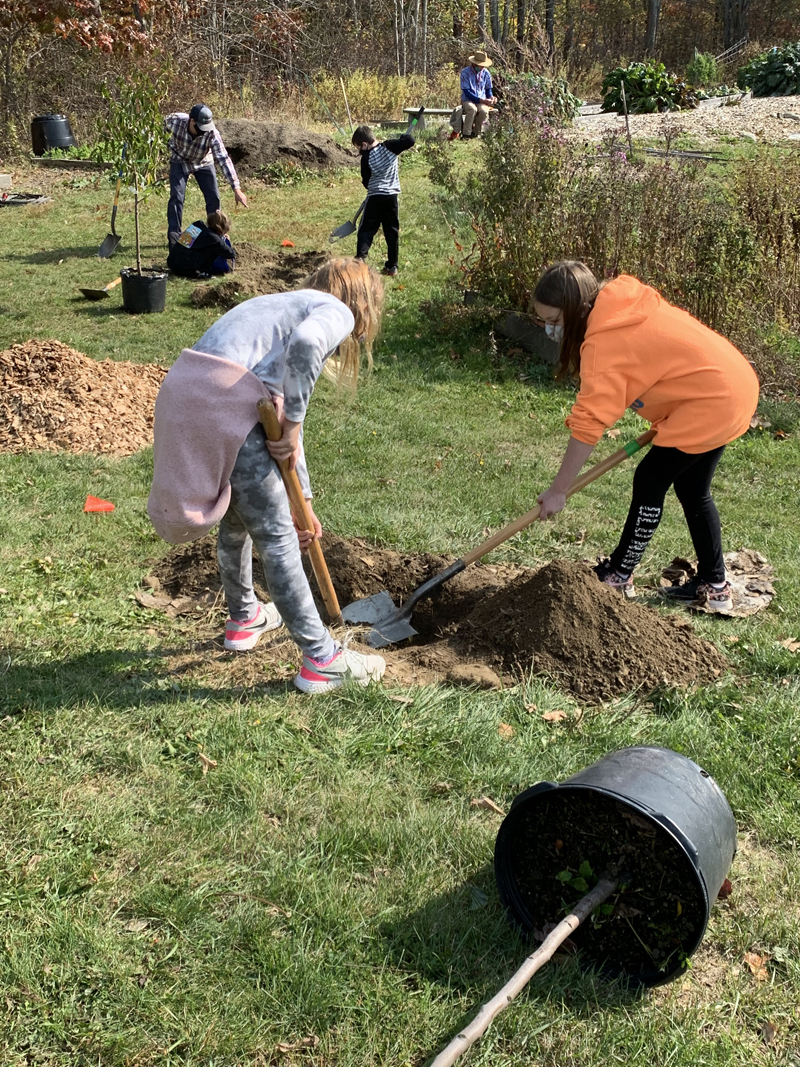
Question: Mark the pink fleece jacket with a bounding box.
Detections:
[147,348,268,543]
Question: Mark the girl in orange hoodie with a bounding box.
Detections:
[533,261,759,611]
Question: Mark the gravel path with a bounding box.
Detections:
[573,94,800,146]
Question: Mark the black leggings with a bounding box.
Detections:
[609,444,726,582]
[356,194,400,269]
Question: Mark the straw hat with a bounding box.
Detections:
[468,50,492,68]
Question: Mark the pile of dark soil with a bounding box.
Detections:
[454,560,727,701]
[0,340,166,455]
[191,246,328,310]
[505,789,705,983]
[145,534,727,702]
[214,119,356,177]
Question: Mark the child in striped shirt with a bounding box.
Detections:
[352,124,415,277]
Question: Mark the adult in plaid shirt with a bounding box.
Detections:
[165,103,248,245]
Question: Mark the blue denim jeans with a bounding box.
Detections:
[167,160,221,238]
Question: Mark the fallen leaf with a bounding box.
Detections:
[717,878,733,899]
[744,951,769,981]
[726,635,740,643]
[761,1021,777,1046]
[542,710,568,723]
[134,590,171,610]
[358,554,375,567]
[430,781,453,794]
[780,637,800,653]
[470,796,506,816]
[498,722,515,739]
[749,414,771,430]
[773,429,788,439]
[606,428,621,439]
[524,702,538,713]
[276,1036,319,1053]
[124,918,148,933]
[387,694,413,706]
[198,753,217,775]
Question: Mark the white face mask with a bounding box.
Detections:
[545,322,564,343]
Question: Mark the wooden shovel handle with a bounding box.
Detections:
[461,429,657,567]
[106,277,123,292]
[257,396,343,626]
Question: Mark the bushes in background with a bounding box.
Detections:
[737,42,800,96]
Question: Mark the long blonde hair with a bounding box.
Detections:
[533,260,602,382]
[302,257,385,392]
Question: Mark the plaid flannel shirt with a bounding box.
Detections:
[165,113,240,190]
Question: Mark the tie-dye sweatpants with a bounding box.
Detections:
[216,423,337,662]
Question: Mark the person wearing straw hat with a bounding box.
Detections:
[459,51,496,138]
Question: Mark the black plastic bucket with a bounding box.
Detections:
[120,268,167,314]
[494,746,736,987]
[31,114,77,156]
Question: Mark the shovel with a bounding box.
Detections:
[329,198,366,243]
[79,277,122,301]
[328,107,425,243]
[98,148,125,258]
[341,429,657,647]
[256,396,343,626]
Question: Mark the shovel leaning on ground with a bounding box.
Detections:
[256,396,343,626]
[79,276,122,301]
[328,106,425,243]
[341,429,657,647]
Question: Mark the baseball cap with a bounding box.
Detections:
[189,104,214,132]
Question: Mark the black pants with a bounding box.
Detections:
[356,194,400,269]
[609,444,726,582]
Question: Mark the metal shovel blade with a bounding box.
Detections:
[97,232,122,259]
[340,590,418,648]
[328,219,356,243]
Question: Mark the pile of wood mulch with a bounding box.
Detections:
[0,340,166,455]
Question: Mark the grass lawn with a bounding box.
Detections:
[1,147,799,1067]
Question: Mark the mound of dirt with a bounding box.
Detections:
[215,119,356,177]
[453,560,728,700]
[144,535,727,702]
[192,246,328,310]
[0,340,166,455]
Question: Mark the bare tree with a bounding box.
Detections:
[723,0,750,48]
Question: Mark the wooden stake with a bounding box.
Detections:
[620,82,634,158]
[340,77,354,133]
[429,877,619,1067]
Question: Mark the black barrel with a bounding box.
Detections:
[31,114,77,156]
[495,746,737,987]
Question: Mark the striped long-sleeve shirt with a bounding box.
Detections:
[165,113,240,190]
[360,134,415,196]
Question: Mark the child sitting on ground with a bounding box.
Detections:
[167,210,236,278]
[351,124,415,278]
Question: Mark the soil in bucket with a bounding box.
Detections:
[144,534,727,702]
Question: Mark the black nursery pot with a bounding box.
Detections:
[120,268,167,314]
[494,746,737,987]
[31,113,77,156]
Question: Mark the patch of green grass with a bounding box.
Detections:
[1,155,800,1066]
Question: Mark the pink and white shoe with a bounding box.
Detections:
[224,603,283,652]
[294,645,386,694]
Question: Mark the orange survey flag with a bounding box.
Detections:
[84,495,115,513]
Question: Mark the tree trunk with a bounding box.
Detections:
[134,180,142,275]
[394,0,401,75]
[723,0,751,48]
[478,0,486,35]
[516,0,525,44]
[644,0,660,53]
[453,1,463,39]
[490,0,500,41]
[545,0,555,59]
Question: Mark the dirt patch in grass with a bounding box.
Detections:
[145,532,727,702]
[0,339,166,455]
[191,246,328,310]
[214,119,356,177]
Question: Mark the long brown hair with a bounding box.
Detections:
[302,257,385,392]
[534,261,601,382]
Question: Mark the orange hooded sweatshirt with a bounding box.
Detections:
[566,275,759,453]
